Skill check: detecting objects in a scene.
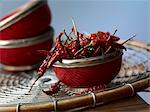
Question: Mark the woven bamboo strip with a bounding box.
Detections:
[0,77,149,112]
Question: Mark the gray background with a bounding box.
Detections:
[0,0,149,43]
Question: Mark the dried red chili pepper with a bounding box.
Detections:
[42,81,61,95]
[65,38,80,58]
[79,33,90,47]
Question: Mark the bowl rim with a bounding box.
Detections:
[53,49,123,68]
[61,50,121,64]
[0,0,47,31]
[0,63,38,71]
[0,27,54,49]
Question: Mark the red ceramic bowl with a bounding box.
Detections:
[0,0,51,40]
[0,27,54,71]
[53,50,123,88]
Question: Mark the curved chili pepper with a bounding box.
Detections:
[42,81,61,95]
[47,32,67,67]
[29,32,65,92]
[78,33,90,47]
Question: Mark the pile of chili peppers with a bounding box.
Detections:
[29,19,135,94]
[37,26,125,78]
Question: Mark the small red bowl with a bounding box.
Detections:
[53,50,123,88]
[0,27,54,71]
[0,0,51,40]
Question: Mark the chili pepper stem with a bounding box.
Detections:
[74,47,83,56]
[104,46,112,54]
[104,29,118,54]
[28,75,40,92]
[121,34,136,45]
[75,41,94,55]
[64,29,71,40]
[113,29,118,36]
[72,17,78,36]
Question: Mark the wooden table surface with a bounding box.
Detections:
[84,95,149,112]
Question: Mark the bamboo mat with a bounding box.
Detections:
[0,40,149,112]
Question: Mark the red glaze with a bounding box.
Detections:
[53,55,122,88]
[0,38,53,66]
[0,3,51,40]
[0,25,53,67]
